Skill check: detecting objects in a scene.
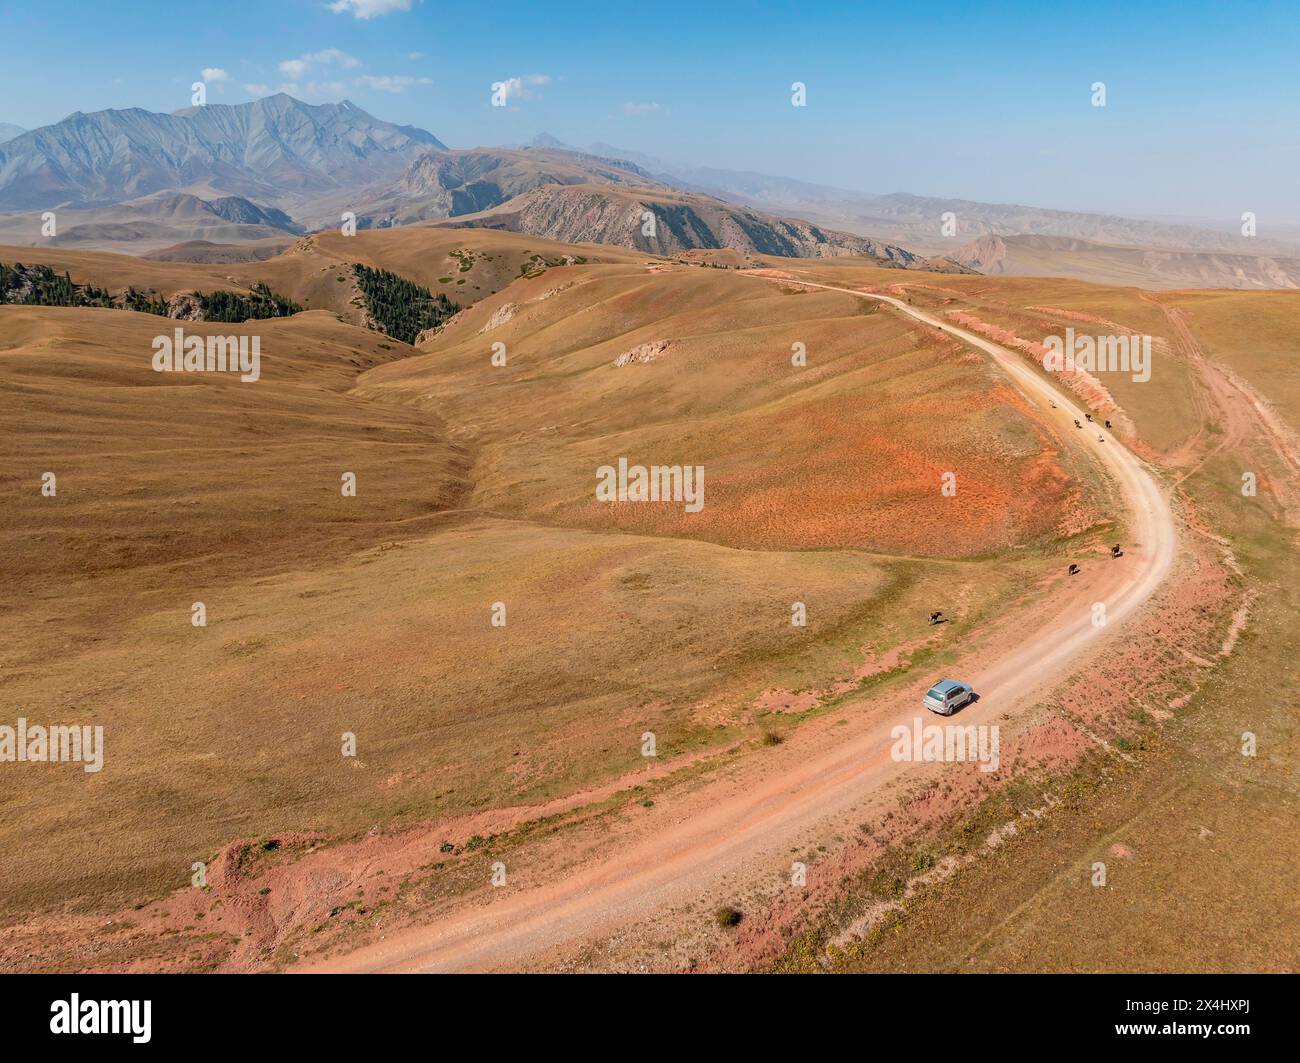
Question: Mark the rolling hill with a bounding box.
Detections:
[0,192,302,254]
[3,223,1296,975]
[0,226,1098,950]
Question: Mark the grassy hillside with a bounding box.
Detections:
[359,260,1107,558]
[0,235,1080,929]
[9,230,1289,977]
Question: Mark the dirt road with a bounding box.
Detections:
[302,276,1178,973]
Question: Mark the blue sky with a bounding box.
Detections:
[2,0,1297,221]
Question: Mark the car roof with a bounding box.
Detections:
[931,679,963,693]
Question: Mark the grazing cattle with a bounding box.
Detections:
[1104,420,1112,429]
[1085,413,1093,422]
[1111,544,1123,558]
[1074,419,1082,428]
[929,610,943,625]
[1068,563,1080,575]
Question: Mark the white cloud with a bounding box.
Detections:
[326,0,412,18]
[202,67,230,83]
[262,45,433,101]
[305,48,361,69]
[407,51,423,60]
[354,74,432,93]
[262,73,431,101]
[279,48,359,79]
[622,101,661,115]
[494,74,553,105]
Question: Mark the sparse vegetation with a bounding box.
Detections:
[517,251,585,279]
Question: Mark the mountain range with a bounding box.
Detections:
[0,95,952,270]
[1,95,1296,286]
[521,134,1300,259]
[0,94,443,211]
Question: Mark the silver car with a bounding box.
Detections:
[922,678,974,716]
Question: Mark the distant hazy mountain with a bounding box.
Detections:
[528,133,568,150]
[0,123,24,144]
[523,136,1299,258]
[204,195,301,232]
[308,137,968,266]
[953,233,1300,290]
[448,181,971,270]
[0,94,446,211]
[527,133,666,177]
[667,173,1300,257]
[0,190,303,253]
[306,145,671,230]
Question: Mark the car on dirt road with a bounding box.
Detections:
[922,679,975,716]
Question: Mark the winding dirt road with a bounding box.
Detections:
[302,275,1178,973]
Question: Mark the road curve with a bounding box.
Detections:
[787,278,1176,644]
[301,274,1178,973]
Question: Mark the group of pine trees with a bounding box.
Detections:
[3,259,464,340]
[121,287,170,315]
[0,262,108,306]
[352,263,459,345]
[189,282,300,322]
[0,261,298,321]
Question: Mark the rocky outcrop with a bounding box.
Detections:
[613,339,670,366]
[478,301,519,333]
[953,234,1008,274]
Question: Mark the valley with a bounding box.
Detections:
[2,11,1297,989]
[2,223,1293,973]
